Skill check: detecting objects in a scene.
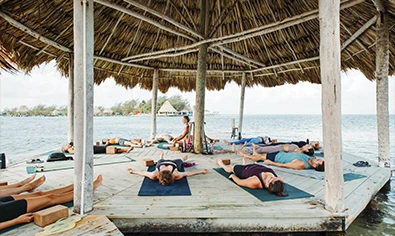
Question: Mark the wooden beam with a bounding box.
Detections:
[194,0,209,154]
[217,0,225,80]
[249,56,319,73]
[253,66,319,77]
[375,12,390,167]
[18,40,57,57]
[129,49,199,62]
[150,69,159,140]
[181,0,198,31]
[238,72,246,140]
[68,53,75,143]
[371,0,386,13]
[320,0,344,213]
[122,0,363,64]
[168,0,194,31]
[160,67,244,73]
[95,0,195,41]
[0,11,71,52]
[95,56,153,70]
[341,15,377,51]
[37,23,73,56]
[73,0,94,214]
[208,0,238,38]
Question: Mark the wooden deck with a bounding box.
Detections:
[0,143,391,235]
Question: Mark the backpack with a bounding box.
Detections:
[47,152,73,162]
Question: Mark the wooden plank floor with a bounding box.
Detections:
[0,143,391,235]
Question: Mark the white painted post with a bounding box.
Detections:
[319,0,344,213]
[238,72,246,140]
[68,54,74,143]
[73,0,94,214]
[150,69,159,140]
[194,0,208,153]
[376,12,390,168]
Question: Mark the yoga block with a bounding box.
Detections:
[169,146,180,151]
[271,139,277,144]
[95,141,100,146]
[0,181,7,186]
[106,146,117,154]
[222,159,231,165]
[143,159,155,166]
[34,205,69,227]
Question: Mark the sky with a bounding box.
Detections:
[0,60,394,115]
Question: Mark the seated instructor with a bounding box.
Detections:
[238,150,325,172]
[127,152,208,186]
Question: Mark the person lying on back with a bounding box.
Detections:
[238,150,324,172]
[61,143,133,154]
[102,137,143,148]
[250,143,314,156]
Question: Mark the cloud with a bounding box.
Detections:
[1,62,394,114]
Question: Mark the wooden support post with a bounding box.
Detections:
[193,0,208,153]
[150,69,159,140]
[238,73,246,140]
[73,0,94,214]
[319,0,344,213]
[376,12,390,168]
[68,54,74,143]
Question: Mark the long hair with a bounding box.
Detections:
[268,180,288,197]
[158,170,174,186]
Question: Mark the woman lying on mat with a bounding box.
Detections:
[61,143,133,154]
[250,143,314,156]
[0,174,45,197]
[216,158,287,196]
[0,175,102,230]
[127,152,208,186]
[269,139,321,150]
[224,136,272,146]
[145,134,175,146]
[102,137,143,148]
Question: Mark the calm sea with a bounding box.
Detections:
[0,114,394,235]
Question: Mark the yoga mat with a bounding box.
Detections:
[138,166,191,196]
[26,156,135,173]
[157,143,171,149]
[213,168,314,202]
[258,163,366,181]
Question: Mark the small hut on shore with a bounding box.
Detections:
[157,100,178,116]
[16,105,29,116]
[102,108,113,116]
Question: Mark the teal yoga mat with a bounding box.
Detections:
[213,168,314,202]
[26,156,135,173]
[138,166,191,196]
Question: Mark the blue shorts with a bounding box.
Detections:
[118,138,130,146]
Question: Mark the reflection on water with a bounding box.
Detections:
[0,114,394,235]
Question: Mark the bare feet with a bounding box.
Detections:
[127,147,134,153]
[239,142,247,151]
[242,157,247,165]
[127,168,134,174]
[232,144,236,152]
[25,175,46,192]
[93,174,103,191]
[224,140,230,145]
[216,159,225,167]
[182,155,188,162]
[252,143,259,155]
[159,151,164,159]
[20,174,36,186]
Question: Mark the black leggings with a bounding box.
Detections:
[233,165,247,179]
[0,196,27,222]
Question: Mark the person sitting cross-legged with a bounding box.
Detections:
[216,158,287,196]
[238,150,325,172]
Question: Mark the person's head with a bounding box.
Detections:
[310,141,320,150]
[268,179,288,197]
[182,116,190,124]
[158,170,174,186]
[310,157,325,172]
[102,138,109,144]
[301,144,314,156]
[61,143,72,152]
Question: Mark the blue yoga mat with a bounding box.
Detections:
[213,168,314,202]
[138,166,191,196]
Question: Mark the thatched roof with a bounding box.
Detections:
[17,105,29,113]
[158,100,178,113]
[1,0,394,92]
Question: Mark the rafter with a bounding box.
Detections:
[341,15,376,51]
[217,0,225,79]
[371,0,386,13]
[209,0,238,38]
[37,22,72,56]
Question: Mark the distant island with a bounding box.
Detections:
[1,95,192,117]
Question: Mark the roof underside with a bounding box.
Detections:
[1,0,395,92]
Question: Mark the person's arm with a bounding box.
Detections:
[127,168,158,180]
[67,148,75,154]
[176,169,208,179]
[264,159,305,170]
[173,126,190,143]
[0,213,34,230]
[229,174,260,189]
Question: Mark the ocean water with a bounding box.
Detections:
[0,114,394,235]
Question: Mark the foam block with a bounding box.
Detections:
[169,146,180,151]
[0,181,7,186]
[34,205,69,227]
[143,159,155,166]
[106,146,117,154]
[221,159,231,165]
